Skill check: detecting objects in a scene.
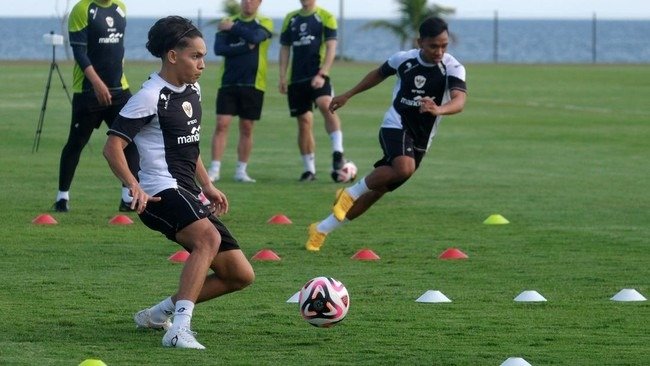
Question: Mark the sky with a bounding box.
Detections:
[1,0,648,19]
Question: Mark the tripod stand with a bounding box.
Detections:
[33,37,72,153]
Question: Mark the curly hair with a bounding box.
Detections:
[146,16,203,58]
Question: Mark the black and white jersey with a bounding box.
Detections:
[108,73,203,196]
[379,50,467,151]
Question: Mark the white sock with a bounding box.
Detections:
[56,191,69,201]
[302,153,315,173]
[236,161,248,175]
[150,296,174,323]
[317,214,347,234]
[172,299,195,330]
[210,160,221,172]
[330,130,344,152]
[346,177,370,199]
[121,187,132,203]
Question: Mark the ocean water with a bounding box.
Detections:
[1,17,649,63]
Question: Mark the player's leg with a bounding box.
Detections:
[210,114,233,182]
[54,94,100,212]
[315,92,344,171]
[289,82,317,181]
[210,88,237,182]
[234,88,263,182]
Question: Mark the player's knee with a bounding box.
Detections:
[231,264,255,291]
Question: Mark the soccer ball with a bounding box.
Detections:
[299,276,350,327]
[331,161,358,183]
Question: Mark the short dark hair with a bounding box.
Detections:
[146,16,203,58]
[419,17,448,39]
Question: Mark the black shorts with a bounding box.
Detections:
[216,86,264,120]
[71,90,131,131]
[287,77,333,117]
[374,128,426,191]
[138,188,240,252]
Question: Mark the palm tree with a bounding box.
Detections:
[206,0,241,28]
[363,0,455,49]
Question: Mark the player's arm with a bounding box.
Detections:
[214,29,251,57]
[420,89,467,116]
[69,6,112,106]
[311,39,337,89]
[228,21,272,45]
[278,45,290,94]
[329,67,389,112]
[195,156,228,215]
[103,134,158,213]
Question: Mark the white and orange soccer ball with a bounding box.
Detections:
[298,276,350,327]
[331,161,358,183]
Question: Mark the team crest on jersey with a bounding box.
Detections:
[182,101,193,118]
[300,23,307,32]
[106,17,114,28]
[414,75,426,89]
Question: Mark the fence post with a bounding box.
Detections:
[493,10,499,64]
[592,12,597,63]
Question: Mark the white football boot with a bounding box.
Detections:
[134,309,172,331]
[234,171,256,183]
[162,327,206,349]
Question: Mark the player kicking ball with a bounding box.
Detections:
[306,17,468,251]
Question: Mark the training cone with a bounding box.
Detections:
[438,248,468,259]
[416,290,452,303]
[109,215,133,225]
[610,289,647,302]
[168,250,190,263]
[267,214,292,224]
[500,357,532,366]
[514,290,547,302]
[32,214,58,225]
[351,249,380,260]
[483,214,510,225]
[79,360,108,366]
[286,291,300,303]
[252,249,281,261]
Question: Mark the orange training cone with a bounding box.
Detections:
[267,214,292,224]
[351,249,380,261]
[168,250,190,263]
[438,248,468,259]
[32,214,58,225]
[109,215,133,225]
[252,249,281,261]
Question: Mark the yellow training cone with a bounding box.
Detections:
[483,214,509,225]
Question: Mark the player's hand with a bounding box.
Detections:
[128,184,161,214]
[218,19,234,31]
[310,74,325,89]
[279,80,288,95]
[329,95,349,112]
[419,97,439,115]
[202,185,229,216]
[93,81,112,106]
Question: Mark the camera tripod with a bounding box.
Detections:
[32,40,72,153]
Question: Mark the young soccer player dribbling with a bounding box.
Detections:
[305,17,468,251]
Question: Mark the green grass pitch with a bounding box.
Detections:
[0,60,648,365]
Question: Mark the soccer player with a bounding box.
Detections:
[207,0,273,183]
[305,17,468,251]
[54,0,139,212]
[279,0,346,182]
[103,16,254,349]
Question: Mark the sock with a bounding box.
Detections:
[121,187,132,203]
[302,153,316,173]
[318,214,347,234]
[172,299,195,330]
[150,296,175,323]
[346,177,370,199]
[210,160,221,172]
[56,191,69,201]
[330,130,343,152]
[236,161,248,175]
